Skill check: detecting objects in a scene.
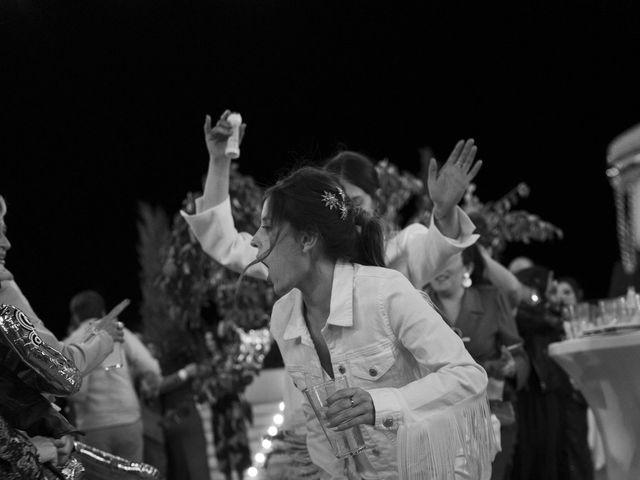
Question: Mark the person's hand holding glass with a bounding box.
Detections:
[95,299,130,370]
[304,376,370,458]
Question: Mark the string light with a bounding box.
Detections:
[248,402,286,478]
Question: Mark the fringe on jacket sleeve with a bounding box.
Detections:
[397,392,499,480]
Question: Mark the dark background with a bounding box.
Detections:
[2,0,640,337]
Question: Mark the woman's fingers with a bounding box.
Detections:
[456,139,475,168]
[325,387,374,428]
[327,402,374,430]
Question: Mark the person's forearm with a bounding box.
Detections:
[483,255,524,305]
[201,156,232,211]
[432,206,460,239]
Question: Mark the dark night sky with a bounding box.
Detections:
[2,0,640,337]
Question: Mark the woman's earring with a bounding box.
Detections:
[462,272,472,288]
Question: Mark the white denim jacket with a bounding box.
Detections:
[270,262,494,479]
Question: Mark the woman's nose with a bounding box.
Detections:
[250,234,260,249]
[0,235,10,251]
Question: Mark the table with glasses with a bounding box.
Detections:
[549,329,640,480]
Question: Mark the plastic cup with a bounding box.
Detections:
[303,376,366,458]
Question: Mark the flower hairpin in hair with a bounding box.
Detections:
[321,188,348,220]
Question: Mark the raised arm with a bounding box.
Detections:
[428,139,483,239]
[181,111,268,280]
[478,245,525,310]
[385,139,482,288]
[200,111,243,211]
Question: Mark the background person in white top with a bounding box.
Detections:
[65,290,162,463]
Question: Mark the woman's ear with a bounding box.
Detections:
[465,262,475,277]
[300,230,319,254]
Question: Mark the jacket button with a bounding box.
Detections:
[383,417,393,428]
[338,365,346,374]
[369,368,378,377]
[371,448,380,456]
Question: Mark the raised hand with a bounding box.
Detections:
[428,139,483,219]
[204,110,247,161]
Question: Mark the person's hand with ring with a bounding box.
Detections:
[325,387,375,431]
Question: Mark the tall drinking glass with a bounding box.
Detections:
[303,376,366,458]
[103,342,123,371]
[100,299,130,371]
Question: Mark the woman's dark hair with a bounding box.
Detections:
[324,151,383,211]
[261,166,385,268]
[461,243,487,286]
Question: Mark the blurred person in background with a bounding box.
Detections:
[65,290,161,464]
[510,267,593,480]
[547,276,600,478]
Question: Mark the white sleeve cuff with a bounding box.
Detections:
[369,388,405,432]
[429,206,479,247]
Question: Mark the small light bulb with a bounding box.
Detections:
[279,402,285,411]
[273,414,284,426]
[267,426,278,436]
[261,439,272,449]
[248,467,258,477]
[255,452,266,464]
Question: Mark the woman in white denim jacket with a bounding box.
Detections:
[182,112,480,413]
[246,165,494,479]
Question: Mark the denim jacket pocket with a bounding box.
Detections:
[349,346,396,384]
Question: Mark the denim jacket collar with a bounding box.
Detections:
[282,261,354,342]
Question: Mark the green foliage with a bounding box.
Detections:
[373,158,563,255]
[462,182,564,255]
[375,159,424,229]
[154,163,273,402]
[138,164,274,476]
[137,202,196,372]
